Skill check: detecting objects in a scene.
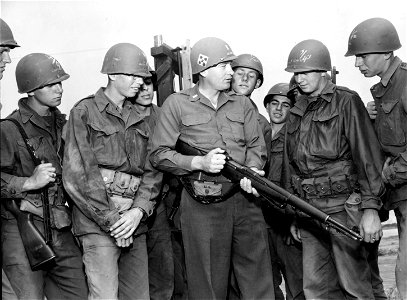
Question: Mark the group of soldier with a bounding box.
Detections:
[0,16,406,300]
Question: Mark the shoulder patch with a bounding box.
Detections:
[400,62,407,70]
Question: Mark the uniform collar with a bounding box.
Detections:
[179,83,237,107]
[94,87,133,115]
[94,87,112,112]
[18,97,65,128]
[379,56,401,87]
[290,81,335,116]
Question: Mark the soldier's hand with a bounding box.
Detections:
[110,207,144,239]
[366,101,377,120]
[359,209,382,243]
[240,168,264,197]
[381,157,393,184]
[192,148,226,173]
[23,162,56,191]
[115,236,134,248]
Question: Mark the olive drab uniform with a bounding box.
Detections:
[370,57,407,298]
[63,43,162,300]
[345,18,407,298]
[285,39,386,299]
[1,53,88,300]
[1,100,88,300]
[149,36,274,299]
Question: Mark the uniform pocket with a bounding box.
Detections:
[378,99,406,146]
[225,111,245,144]
[309,111,340,159]
[89,122,122,166]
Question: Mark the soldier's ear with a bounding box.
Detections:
[199,70,208,78]
[255,78,261,89]
[108,74,117,81]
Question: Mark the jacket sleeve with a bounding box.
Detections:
[1,121,30,199]
[149,95,195,175]
[343,93,386,210]
[62,107,120,232]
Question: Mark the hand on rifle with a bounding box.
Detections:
[239,168,265,197]
[110,207,144,239]
[366,101,377,120]
[23,162,56,192]
[359,208,382,243]
[191,148,226,173]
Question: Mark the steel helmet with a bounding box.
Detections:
[101,43,151,77]
[190,37,237,75]
[263,83,290,108]
[231,54,264,87]
[285,39,331,73]
[0,18,20,48]
[345,18,402,56]
[16,53,69,94]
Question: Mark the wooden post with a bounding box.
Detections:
[151,35,178,107]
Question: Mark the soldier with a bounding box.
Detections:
[63,43,162,299]
[1,53,88,299]
[345,17,407,299]
[0,18,20,81]
[148,37,274,299]
[285,39,386,299]
[230,53,271,144]
[0,17,20,300]
[262,83,305,300]
[131,71,175,300]
[243,39,386,298]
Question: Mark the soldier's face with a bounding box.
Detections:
[266,96,292,125]
[354,53,388,78]
[205,62,234,91]
[231,67,260,96]
[115,74,143,98]
[135,79,154,106]
[0,46,12,80]
[294,71,325,97]
[30,82,63,108]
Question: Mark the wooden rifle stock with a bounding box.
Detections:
[5,200,56,271]
[176,140,362,241]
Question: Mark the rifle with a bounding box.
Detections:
[1,119,56,270]
[176,140,363,241]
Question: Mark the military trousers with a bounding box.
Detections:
[2,217,88,300]
[180,189,274,300]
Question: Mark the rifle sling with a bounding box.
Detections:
[1,118,41,166]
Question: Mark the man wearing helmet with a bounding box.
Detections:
[0,18,20,81]
[0,53,88,299]
[1,18,20,300]
[257,39,385,299]
[63,43,162,299]
[148,37,274,299]
[231,53,271,146]
[346,17,407,299]
[261,83,305,300]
